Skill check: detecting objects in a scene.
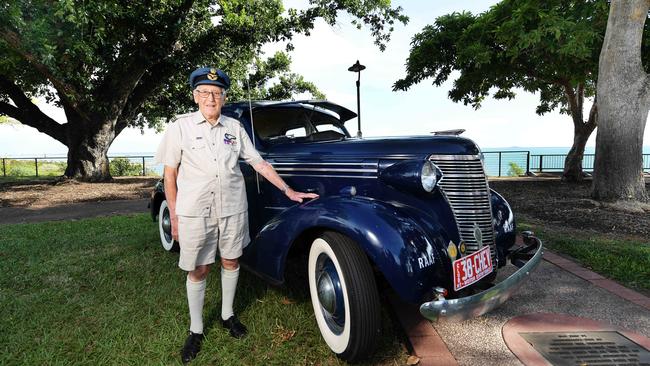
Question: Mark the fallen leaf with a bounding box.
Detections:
[271,324,296,346]
[406,355,420,365]
[280,297,295,305]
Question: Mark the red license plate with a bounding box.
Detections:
[453,246,493,291]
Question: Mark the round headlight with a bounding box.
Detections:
[421,161,437,192]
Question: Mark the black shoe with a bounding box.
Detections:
[181,331,204,364]
[222,315,248,338]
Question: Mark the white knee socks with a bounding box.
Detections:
[221,266,240,320]
[186,276,206,334]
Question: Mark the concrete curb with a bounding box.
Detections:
[388,295,458,366]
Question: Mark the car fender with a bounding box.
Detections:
[242,196,454,303]
[151,179,165,221]
[490,189,517,266]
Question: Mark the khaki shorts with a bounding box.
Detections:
[177,211,250,271]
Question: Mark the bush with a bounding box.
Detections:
[8,164,34,176]
[109,158,142,176]
[507,162,525,177]
[38,161,67,176]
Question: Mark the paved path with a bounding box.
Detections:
[0,198,149,225]
[392,244,650,366]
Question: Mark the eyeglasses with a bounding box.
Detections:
[195,90,225,99]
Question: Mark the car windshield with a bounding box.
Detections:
[253,107,349,143]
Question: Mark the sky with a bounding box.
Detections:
[1,0,648,157]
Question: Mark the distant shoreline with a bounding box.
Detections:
[4,146,649,158]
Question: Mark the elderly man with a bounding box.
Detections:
[155,67,318,363]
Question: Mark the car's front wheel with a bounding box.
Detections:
[158,200,179,252]
[308,231,380,362]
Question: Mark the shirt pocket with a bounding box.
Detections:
[228,143,240,155]
[189,142,208,151]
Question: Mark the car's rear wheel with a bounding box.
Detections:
[158,200,179,252]
[308,231,380,362]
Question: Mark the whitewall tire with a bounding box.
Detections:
[158,200,179,252]
[308,231,380,362]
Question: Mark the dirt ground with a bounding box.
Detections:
[1,176,649,239]
[0,176,159,208]
[490,179,650,239]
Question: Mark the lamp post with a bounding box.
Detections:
[348,60,366,138]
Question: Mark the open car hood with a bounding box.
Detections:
[302,100,357,122]
[239,100,357,123]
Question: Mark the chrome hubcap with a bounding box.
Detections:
[315,254,345,334]
[317,272,336,314]
[162,207,172,241]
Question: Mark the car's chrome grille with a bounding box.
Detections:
[429,154,496,261]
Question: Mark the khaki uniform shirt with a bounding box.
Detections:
[155,111,264,218]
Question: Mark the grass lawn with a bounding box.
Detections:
[0,214,407,365]
[1,159,66,177]
[520,222,650,293]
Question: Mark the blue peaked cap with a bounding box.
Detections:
[189,67,231,90]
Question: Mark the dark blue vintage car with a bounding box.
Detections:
[150,100,543,361]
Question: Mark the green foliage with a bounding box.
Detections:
[109,158,142,177]
[228,51,326,101]
[0,115,18,124]
[394,0,627,115]
[0,0,407,130]
[3,159,66,177]
[0,214,407,364]
[7,163,33,176]
[507,162,525,177]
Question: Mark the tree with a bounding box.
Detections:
[592,0,650,202]
[230,51,325,101]
[0,0,407,181]
[394,0,610,182]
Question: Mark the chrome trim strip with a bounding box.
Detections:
[271,162,379,167]
[438,175,485,179]
[279,173,376,179]
[271,154,418,160]
[429,154,482,161]
[419,237,543,322]
[275,167,376,173]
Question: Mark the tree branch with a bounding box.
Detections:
[0,101,22,121]
[0,76,67,144]
[577,83,584,118]
[587,96,598,128]
[95,0,195,120]
[1,29,83,111]
[561,82,583,127]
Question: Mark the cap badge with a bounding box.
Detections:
[207,70,218,81]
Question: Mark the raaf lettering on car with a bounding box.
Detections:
[417,239,436,270]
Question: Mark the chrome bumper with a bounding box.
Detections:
[419,233,543,322]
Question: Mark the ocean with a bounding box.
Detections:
[484,146,650,155]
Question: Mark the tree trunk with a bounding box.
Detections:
[64,120,116,181]
[592,0,649,202]
[563,124,595,182]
